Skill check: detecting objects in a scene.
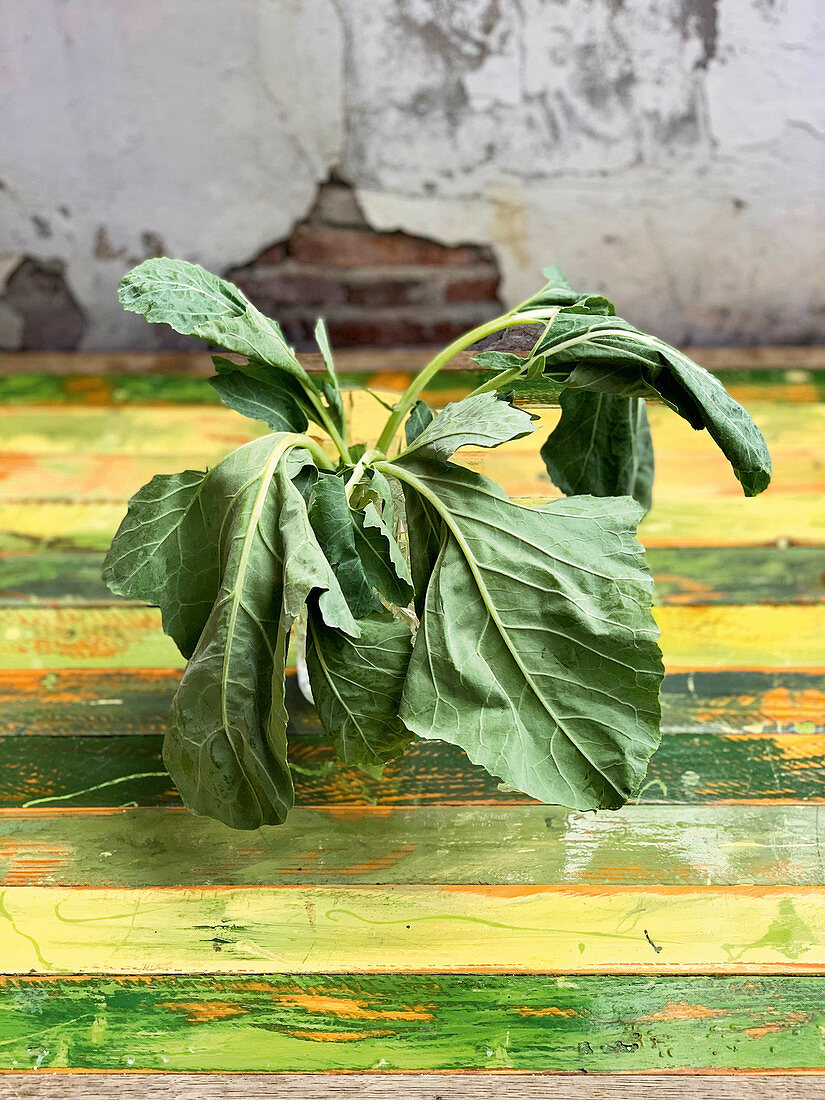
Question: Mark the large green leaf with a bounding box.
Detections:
[389,456,663,810]
[102,438,300,660]
[309,473,380,619]
[209,356,309,433]
[352,502,414,608]
[405,400,434,444]
[307,608,413,768]
[541,391,654,512]
[401,391,535,460]
[535,313,771,496]
[516,265,616,317]
[162,437,358,830]
[119,258,311,385]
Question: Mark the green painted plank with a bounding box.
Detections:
[1,803,823,887]
[2,725,825,809]
[0,973,822,1072]
[1,367,823,405]
[3,546,823,606]
[3,669,823,739]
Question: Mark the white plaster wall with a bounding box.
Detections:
[1,0,822,347]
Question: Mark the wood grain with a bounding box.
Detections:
[3,546,822,607]
[2,1076,825,1099]
[2,603,823,670]
[3,345,825,375]
[1,803,823,887]
[0,974,824,1072]
[1,885,825,975]
[4,667,823,738]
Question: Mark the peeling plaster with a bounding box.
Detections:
[0,0,823,347]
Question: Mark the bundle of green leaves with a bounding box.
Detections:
[104,259,771,830]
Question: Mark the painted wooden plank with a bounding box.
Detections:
[1,399,821,503]
[0,974,824,1074]
[3,726,825,810]
[3,546,823,608]
[4,668,822,739]
[5,494,822,552]
[0,607,183,669]
[0,884,824,974]
[2,1080,825,1100]
[3,344,825,377]
[2,603,823,670]
[4,366,825,408]
[1,803,823,888]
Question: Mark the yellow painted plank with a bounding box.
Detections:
[1,604,822,670]
[0,885,823,975]
[0,400,821,512]
[656,605,825,670]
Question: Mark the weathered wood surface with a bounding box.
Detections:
[1,887,824,974]
[0,365,824,1079]
[3,345,825,376]
[1,803,823,887]
[3,1078,825,1100]
[0,975,823,1073]
[3,546,822,606]
[5,668,823,737]
[2,603,823,670]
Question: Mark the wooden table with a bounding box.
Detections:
[1,352,824,1096]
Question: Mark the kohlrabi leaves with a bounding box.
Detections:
[309,474,381,618]
[401,484,442,618]
[402,391,536,461]
[515,265,616,317]
[210,357,309,433]
[307,607,413,768]
[163,443,358,831]
[405,400,434,445]
[352,502,414,608]
[541,391,654,512]
[392,457,663,811]
[535,314,771,496]
[119,258,312,386]
[314,318,346,434]
[102,438,308,660]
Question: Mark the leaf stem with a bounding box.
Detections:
[344,449,383,502]
[464,313,559,399]
[374,309,554,455]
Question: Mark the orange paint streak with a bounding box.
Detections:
[278,993,431,1022]
[513,1006,580,1018]
[641,1002,726,1021]
[161,1001,247,1023]
[285,1028,394,1043]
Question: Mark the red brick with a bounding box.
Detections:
[445,272,500,303]
[345,275,429,308]
[320,313,493,348]
[252,241,287,264]
[230,265,347,307]
[288,225,489,268]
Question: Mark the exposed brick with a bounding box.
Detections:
[345,274,430,308]
[288,225,490,268]
[3,257,83,349]
[230,262,347,307]
[253,241,287,264]
[445,271,500,303]
[220,179,503,348]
